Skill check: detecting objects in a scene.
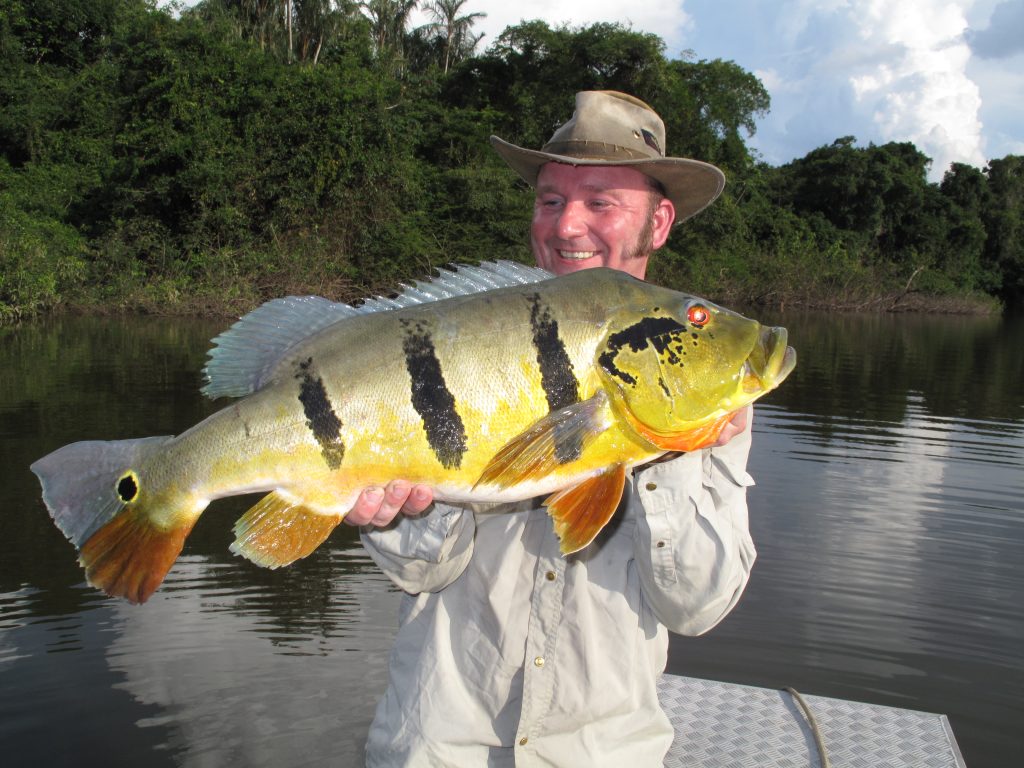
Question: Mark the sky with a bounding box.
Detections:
[411,0,1024,181]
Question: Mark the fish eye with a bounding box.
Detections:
[687,305,710,328]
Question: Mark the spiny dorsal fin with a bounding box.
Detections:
[202,296,360,398]
[202,260,552,399]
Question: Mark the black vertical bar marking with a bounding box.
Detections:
[402,320,468,469]
[296,358,345,470]
[528,294,581,463]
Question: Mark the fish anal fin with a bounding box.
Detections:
[231,492,342,569]
[474,392,610,490]
[80,508,194,605]
[545,464,627,555]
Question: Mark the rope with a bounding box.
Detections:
[784,687,831,768]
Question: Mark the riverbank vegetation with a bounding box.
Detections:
[2,0,1021,322]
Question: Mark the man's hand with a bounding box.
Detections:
[345,481,435,527]
[714,405,752,447]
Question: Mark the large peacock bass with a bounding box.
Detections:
[31,262,796,604]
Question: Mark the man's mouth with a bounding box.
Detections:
[558,251,598,260]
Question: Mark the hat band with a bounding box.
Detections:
[541,140,656,162]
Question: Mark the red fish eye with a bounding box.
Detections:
[687,305,709,327]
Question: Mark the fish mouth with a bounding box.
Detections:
[742,326,796,395]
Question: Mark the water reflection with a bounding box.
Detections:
[103,546,399,766]
[1,312,1022,768]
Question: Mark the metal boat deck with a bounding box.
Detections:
[659,675,966,767]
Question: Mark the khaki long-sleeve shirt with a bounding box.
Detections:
[361,421,756,767]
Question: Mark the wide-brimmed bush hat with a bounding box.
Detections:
[490,90,726,223]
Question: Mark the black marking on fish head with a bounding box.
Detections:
[295,357,345,471]
[598,316,688,389]
[527,293,581,464]
[401,319,468,470]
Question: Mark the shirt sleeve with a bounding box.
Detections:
[359,502,476,594]
[632,407,757,636]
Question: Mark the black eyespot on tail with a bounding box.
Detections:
[117,472,139,503]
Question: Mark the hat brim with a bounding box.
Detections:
[490,136,726,224]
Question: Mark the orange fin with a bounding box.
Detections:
[230,492,342,569]
[80,508,193,605]
[475,392,610,490]
[544,464,627,554]
[626,411,734,453]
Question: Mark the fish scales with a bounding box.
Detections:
[31,263,796,603]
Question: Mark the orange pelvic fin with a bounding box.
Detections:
[544,464,627,555]
[80,508,194,605]
[230,492,342,569]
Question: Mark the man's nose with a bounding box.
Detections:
[555,201,587,239]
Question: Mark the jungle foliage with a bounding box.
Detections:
[1,0,1020,321]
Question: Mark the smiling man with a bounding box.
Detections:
[352,91,756,767]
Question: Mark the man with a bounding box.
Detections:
[350,91,756,766]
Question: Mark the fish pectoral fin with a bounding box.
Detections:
[544,464,627,555]
[230,492,343,569]
[474,392,611,490]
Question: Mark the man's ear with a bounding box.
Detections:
[651,198,676,249]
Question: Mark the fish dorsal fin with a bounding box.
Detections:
[202,296,361,398]
[203,260,553,399]
[356,260,552,312]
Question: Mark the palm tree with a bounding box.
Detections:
[361,0,419,74]
[422,0,486,73]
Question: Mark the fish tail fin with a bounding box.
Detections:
[31,436,200,604]
[230,492,343,569]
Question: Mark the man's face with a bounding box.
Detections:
[531,163,675,279]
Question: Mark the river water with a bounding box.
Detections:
[1,310,1021,767]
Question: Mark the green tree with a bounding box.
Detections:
[939,163,992,291]
[983,156,1024,305]
[658,56,770,173]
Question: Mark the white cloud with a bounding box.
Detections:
[727,0,987,179]
[840,0,985,177]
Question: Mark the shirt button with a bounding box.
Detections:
[519,737,529,746]
[646,482,657,491]
[545,571,556,581]
[656,540,666,548]
[534,656,545,667]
